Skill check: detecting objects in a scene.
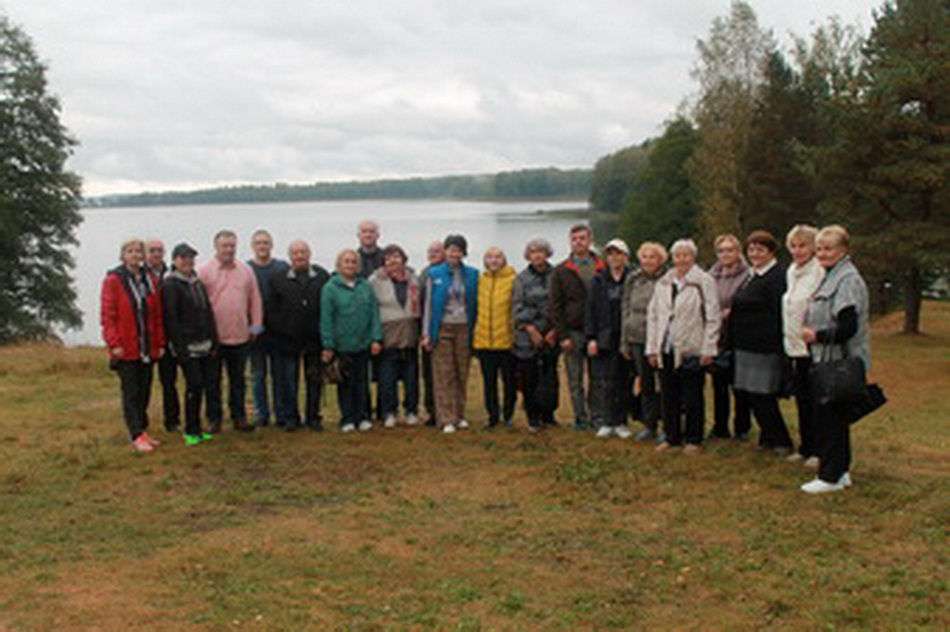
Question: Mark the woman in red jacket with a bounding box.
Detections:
[100,238,166,452]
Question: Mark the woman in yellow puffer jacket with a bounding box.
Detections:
[473,247,517,427]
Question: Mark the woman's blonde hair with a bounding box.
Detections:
[334,248,359,273]
[817,225,851,251]
[713,233,742,250]
[785,224,819,250]
[483,246,507,268]
[118,238,145,262]
[636,241,668,264]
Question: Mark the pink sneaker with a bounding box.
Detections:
[142,432,162,447]
[132,435,154,452]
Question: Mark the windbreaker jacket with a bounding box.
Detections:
[549,254,605,340]
[646,265,721,368]
[512,263,555,359]
[268,265,331,353]
[162,270,218,360]
[423,262,479,344]
[100,265,165,361]
[585,266,629,354]
[320,273,383,353]
[473,265,517,350]
[620,267,664,354]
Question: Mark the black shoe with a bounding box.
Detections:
[734,432,749,442]
[208,420,222,434]
[164,423,181,434]
[284,422,300,432]
[234,420,255,432]
[307,421,323,432]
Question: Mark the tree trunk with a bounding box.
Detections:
[903,265,922,335]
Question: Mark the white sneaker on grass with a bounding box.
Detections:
[803,456,820,470]
[800,478,846,494]
[839,472,853,487]
[383,415,397,429]
[457,419,470,430]
[615,426,633,440]
[405,413,420,426]
[358,420,373,432]
[596,426,615,439]
[442,424,457,434]
[341,423,356,433]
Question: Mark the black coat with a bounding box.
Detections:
[161,272,218,360]
[268,265,331,353]
[730,262,786,354]
[585,266,629,354]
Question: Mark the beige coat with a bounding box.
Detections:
[646,265,721,368]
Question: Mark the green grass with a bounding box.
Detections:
[0,304,947,630]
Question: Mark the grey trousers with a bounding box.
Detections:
[563,329,604,426]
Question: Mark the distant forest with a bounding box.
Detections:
[87,168,592,207]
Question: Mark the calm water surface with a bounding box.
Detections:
[68,199,593,345]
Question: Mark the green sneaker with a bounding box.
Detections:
[200,433,214,442]
[184,434,202,446]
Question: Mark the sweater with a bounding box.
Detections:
[370,266,421,349]
[320,273,383,353]
[473,265,517,350]
[730,262,787,355]
[782,257,825,357]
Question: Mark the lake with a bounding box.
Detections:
[67,199,607,346]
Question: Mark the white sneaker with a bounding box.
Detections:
[800,478,846,494]
[457,419,470,430]
[405,413,420,426]
[341,423,356,433]
[383,415,397,429]
[596,426,615,439]
[442,424,457,434]
[839,472,853,487]
[358,420,373,432]
[615,426,633,440]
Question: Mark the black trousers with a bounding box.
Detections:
[747,392,793,449]
[659,355,705,446]
[712,370,751,438]
[338,352,369,427]
[517,353,559,427]
[207,343,250,425]
[422,349,436,421]
[591,351,631,427]
[157,351,180,429]
[791,357,817,457]
[815,401,851,482]
[114,359,153,440]
[477,350,517,425]
[630,344,660,432]
[180,356,215,436]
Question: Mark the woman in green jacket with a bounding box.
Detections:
[321,249,383,432]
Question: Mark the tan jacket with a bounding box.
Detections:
[646,265,721,368]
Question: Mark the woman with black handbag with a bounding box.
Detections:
[801,225,871,494]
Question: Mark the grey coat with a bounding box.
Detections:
[512,263,554,359]
[620,267,664,354]
[805,257,871,372]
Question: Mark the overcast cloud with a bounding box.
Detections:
[3,0,874,196]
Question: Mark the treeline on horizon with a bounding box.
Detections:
[586,0,947,334]
[87,168,593,207]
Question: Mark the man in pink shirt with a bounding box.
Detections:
[198,229,264,432]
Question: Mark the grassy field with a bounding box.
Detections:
[0,304,947,631]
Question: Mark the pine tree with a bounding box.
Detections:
[0,15,83,342]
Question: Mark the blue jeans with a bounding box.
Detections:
[274,347,323,427]
[249,336,280,424]
[378,348,419,419]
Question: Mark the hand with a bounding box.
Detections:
[543,330,558,347]
[647,354,659,368]
[621,350,631,360]
[802,327,817,344]
[560,337,574,354]
[156,348,165,359]
[422,336,432,351]
[527,326,543,348]
[701,355,714,367]
[370,342,382,356]
[321,349,335,363]
[110,347,123,357]
[587,340,598,357]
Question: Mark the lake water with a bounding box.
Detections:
[67,199,599,346]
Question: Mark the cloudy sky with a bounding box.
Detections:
[4,0,874,196]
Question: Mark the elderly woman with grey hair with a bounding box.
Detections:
[512,238,560,430]
[646,239,720,453]
[800,225,870,494]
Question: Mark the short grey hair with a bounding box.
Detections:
[287,239,311,257]
[670,238,698,258]
[523,237,553,261]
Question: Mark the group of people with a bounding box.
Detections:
[100,220,870,493]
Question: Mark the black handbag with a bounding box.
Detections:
[808,346,867,407]
[845,383,887,425]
